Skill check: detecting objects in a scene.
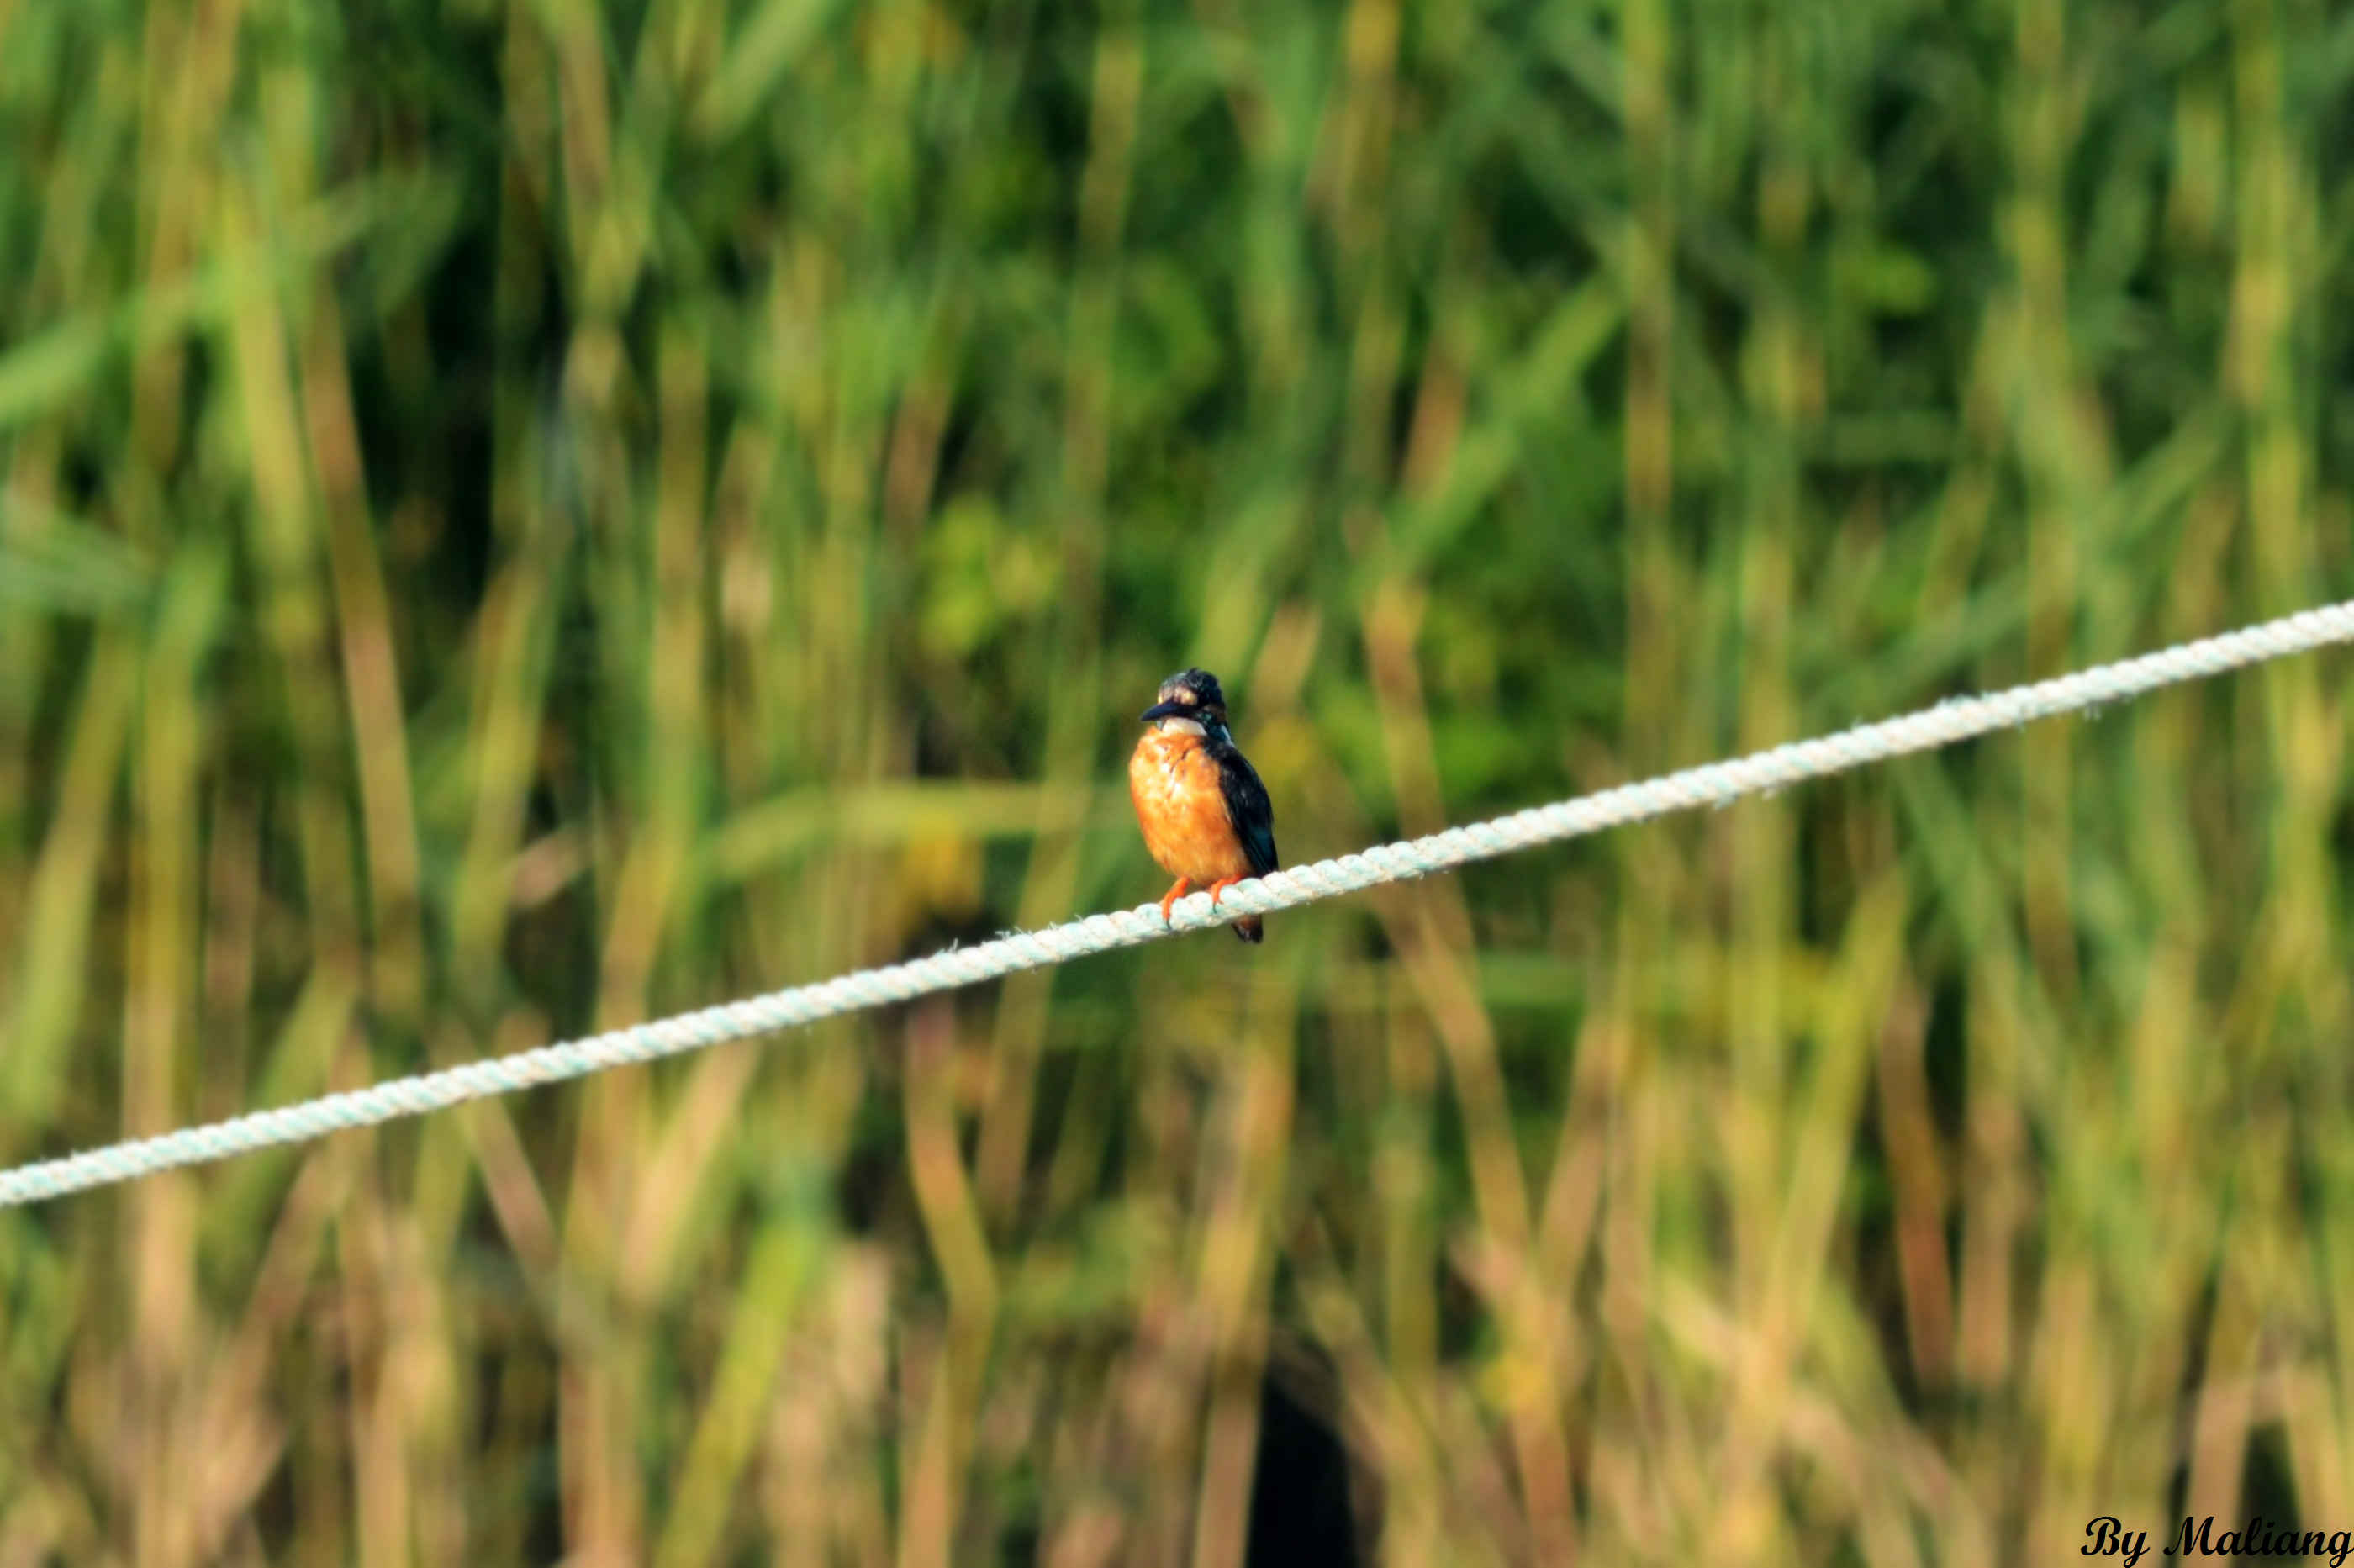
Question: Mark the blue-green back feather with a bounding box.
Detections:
[1213,746,1279,878]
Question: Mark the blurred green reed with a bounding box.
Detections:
[3,0,2352,1562]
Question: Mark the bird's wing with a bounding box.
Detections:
[1216,749,1279,877]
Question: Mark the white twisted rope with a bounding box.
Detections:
[3,601,2349,1208]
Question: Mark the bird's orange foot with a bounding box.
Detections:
[1205,875,1245,907]
[1158,878,1193,926]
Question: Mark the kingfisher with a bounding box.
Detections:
[1130,668,1279,942]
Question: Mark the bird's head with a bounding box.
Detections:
[1140,668,1230,741]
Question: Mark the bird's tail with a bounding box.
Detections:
[1232,916,1264,943]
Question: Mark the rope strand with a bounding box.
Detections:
[3,599,2348,1209]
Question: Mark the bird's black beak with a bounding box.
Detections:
[1139,699,1191,723]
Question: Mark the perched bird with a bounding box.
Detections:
[1129,668,1279,942]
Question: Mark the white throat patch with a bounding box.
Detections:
[1155,716,1208,736]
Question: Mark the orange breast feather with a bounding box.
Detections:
[1129,730,1254,884]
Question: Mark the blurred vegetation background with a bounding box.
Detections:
[4,0,2354,1561]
